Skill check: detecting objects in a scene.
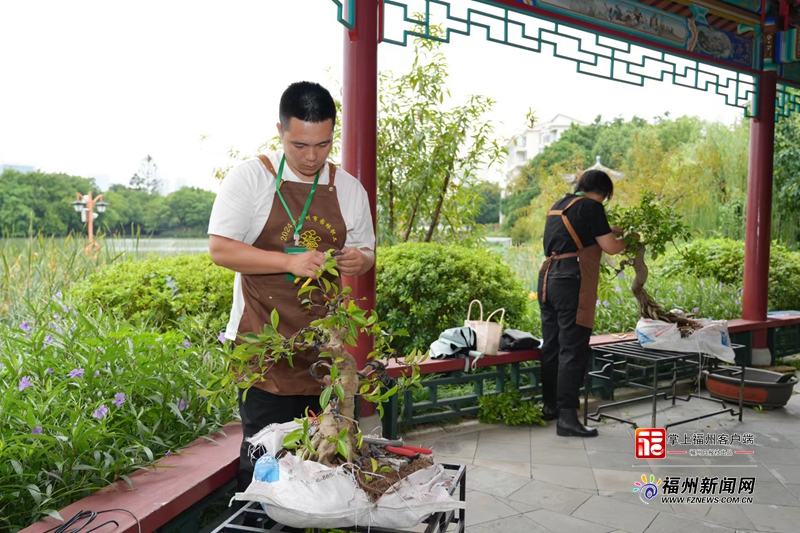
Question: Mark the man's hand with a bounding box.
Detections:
[289,250,326,279]
[336,247,372,276]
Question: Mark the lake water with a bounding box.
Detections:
[110,237,512,256]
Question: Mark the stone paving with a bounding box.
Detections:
[396,385,800,533]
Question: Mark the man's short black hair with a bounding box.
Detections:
[279,82,336,131]
[575,169,614,201]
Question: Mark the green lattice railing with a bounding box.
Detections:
[331,0,356,30]
[776,84,800,118]
[358,0,758,116]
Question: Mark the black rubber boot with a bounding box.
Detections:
[556,408,598,437]
[542,404,558,421]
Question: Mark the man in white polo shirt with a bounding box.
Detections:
[207,81,375,494]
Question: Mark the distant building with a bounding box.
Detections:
[1,163,35,174]
[505,113,586,182]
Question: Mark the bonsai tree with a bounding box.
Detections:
[202,251,423,468]
[608,191,699,335]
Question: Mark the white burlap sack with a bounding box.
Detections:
[635,318,735,363]
[234,422,465,529]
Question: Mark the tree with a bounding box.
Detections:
[130,155,162,194]
[475,181,501,225]
[0,170,97,236]
[376,32,505,244]
[609,192,696,332]
[773,105,800,246]
[166,186,216,231]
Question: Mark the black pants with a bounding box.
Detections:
[237,387,319,492]
[538,276,593,410]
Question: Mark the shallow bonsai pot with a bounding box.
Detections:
[703,367,797,408]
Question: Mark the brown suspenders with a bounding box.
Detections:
[540,196,585,303]
[256,155,337,188]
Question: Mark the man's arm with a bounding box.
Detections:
[209,234,325,278]
[336,247,375,276]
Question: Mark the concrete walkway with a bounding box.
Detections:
[397,386,800,533]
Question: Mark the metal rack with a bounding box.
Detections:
[211,463,466,533]
[584,341,746,429]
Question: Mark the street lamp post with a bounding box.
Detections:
[71,192,109,255]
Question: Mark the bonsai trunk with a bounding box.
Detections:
[308,326,359,466]
[629,243,700,336]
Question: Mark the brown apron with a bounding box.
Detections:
[539,196,603,329]
[236,155,347,396]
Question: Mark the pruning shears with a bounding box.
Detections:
[363,436,432,457]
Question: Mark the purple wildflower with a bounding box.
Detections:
[693,307,699,314]
[94,370,100,378]
[113,392,126,407]
[165,450,172,457]
[602,300,610,307]
[54,313,60,320]
[62,304,69,313]
[614,286,621,293]
[19,376,33,391]
[596,299,601,306]
[47,469,59,481]
[42,334,53,348]
[55,291,62,300]
[68,368,85,379]
[677,285,683,293]
[0,363,5,372]
[181,340,191,350]
[735,299,741,306]
[218,332,227,344]
[92,405,109,419]
[32,426,42,435]
[69,325,75,335]
[178,398,186,411]
[46,367,54,374]
[20,322,30,333]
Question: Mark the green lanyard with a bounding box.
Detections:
[275,155,320,246]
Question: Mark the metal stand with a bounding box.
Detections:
[583,341,745,429]
[211,463,466,533]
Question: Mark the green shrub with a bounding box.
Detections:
[376,243,534,355]
[478,387,546,426]
[68,253,234,332]
[661,238,800,311]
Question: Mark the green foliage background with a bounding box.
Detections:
[376,242,534,354]
[69,254,234,333]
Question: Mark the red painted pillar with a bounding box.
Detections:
[742,70,777,350]
[341,0,379,379]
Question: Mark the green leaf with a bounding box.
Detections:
[43,509,64,521]
[334,383,345,401]
[270,308,280,330]
[320,386,332,409]
[283,429,304,449]
[336,439,349,459]
[370,457,378,472]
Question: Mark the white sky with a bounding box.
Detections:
[0,0,744,193]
